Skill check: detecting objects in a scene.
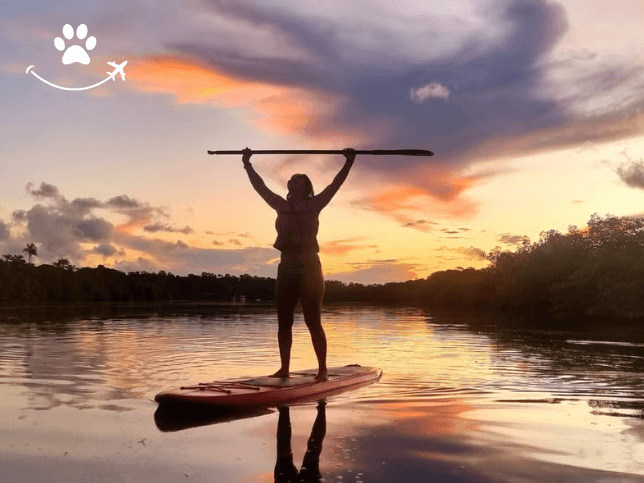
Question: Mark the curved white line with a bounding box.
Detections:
[28,68,113,91]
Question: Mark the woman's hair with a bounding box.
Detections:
[287,174,314,201]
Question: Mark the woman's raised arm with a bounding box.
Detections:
[311,148,356,211]
[242,148,287,211]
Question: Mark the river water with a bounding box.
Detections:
[0,303,643,482]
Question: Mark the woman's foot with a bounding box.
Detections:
[314,369,328,382]
[270,368,290,378]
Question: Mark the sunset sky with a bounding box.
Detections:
[2,0,644,283]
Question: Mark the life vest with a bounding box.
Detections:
[273,200,320,253]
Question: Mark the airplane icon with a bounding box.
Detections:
[107,61,127,81]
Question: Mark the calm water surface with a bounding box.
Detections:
[1,303,643,482]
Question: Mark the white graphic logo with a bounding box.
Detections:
[26,23,127,91]
[55,24,96,65]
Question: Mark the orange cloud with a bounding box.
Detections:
[123,55,357,143]
[408,165,481,203]
[115,222,140,235]
[320,237,370,256]
[126,55,278,105]
[354,176,479,226]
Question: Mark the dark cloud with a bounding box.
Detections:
[116,233,278,276]
[143,223,194,234]
[3,183,279,276]
[23,184,165,231]
[74,219,114,241]
[209,232,258,246]
[0,220,9,241]
[106,194,168,226]
[212,231,253,237]
[457,247,487,261]
[498,233,530,245]
[106,195,143,209]
[173,1,572,182]
[616,159,644,189]
[12,198,114,260]
[26,182,62,201]
[437,246,487,261]
[12,210,27,223]
[173,1,344,89]
[93,244,121,257]
[71,198,105,214]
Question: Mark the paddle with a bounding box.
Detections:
[207,149,434,156]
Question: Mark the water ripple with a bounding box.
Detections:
[0,306,642,418]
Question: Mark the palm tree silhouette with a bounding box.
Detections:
[5,254,26,265]
[54,258,74,270]
[23,243,37,264]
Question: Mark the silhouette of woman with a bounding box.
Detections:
[242,147,356,382]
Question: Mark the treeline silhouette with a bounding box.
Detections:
[414,213,644,322]
[0,263,277,304]
[2,214,643,322]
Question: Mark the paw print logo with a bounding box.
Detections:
[26,22,126,91]
[54,24,97,65]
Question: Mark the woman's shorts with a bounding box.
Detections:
[276,254,324,304]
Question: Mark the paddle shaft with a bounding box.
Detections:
[207,149,434,156]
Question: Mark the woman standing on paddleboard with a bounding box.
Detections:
[242,147,356,382]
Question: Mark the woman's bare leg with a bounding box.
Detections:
[303,315,327,382]
[273,269,299,378]
[301,264,327,381]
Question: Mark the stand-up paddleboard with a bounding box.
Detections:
[155,364,382,407]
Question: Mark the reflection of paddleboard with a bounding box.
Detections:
[155,364,382,407]
[154,404,275,432]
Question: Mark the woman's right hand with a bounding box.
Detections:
[342,148,356,163]
[242,147,252,166]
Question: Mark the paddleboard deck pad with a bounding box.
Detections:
[155,364,382,407]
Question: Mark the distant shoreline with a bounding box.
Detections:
[3,214,644,324]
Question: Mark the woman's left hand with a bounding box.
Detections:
[342,148,356,163]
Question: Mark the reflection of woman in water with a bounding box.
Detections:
[242,148,356,382]
[274,403,326,483]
